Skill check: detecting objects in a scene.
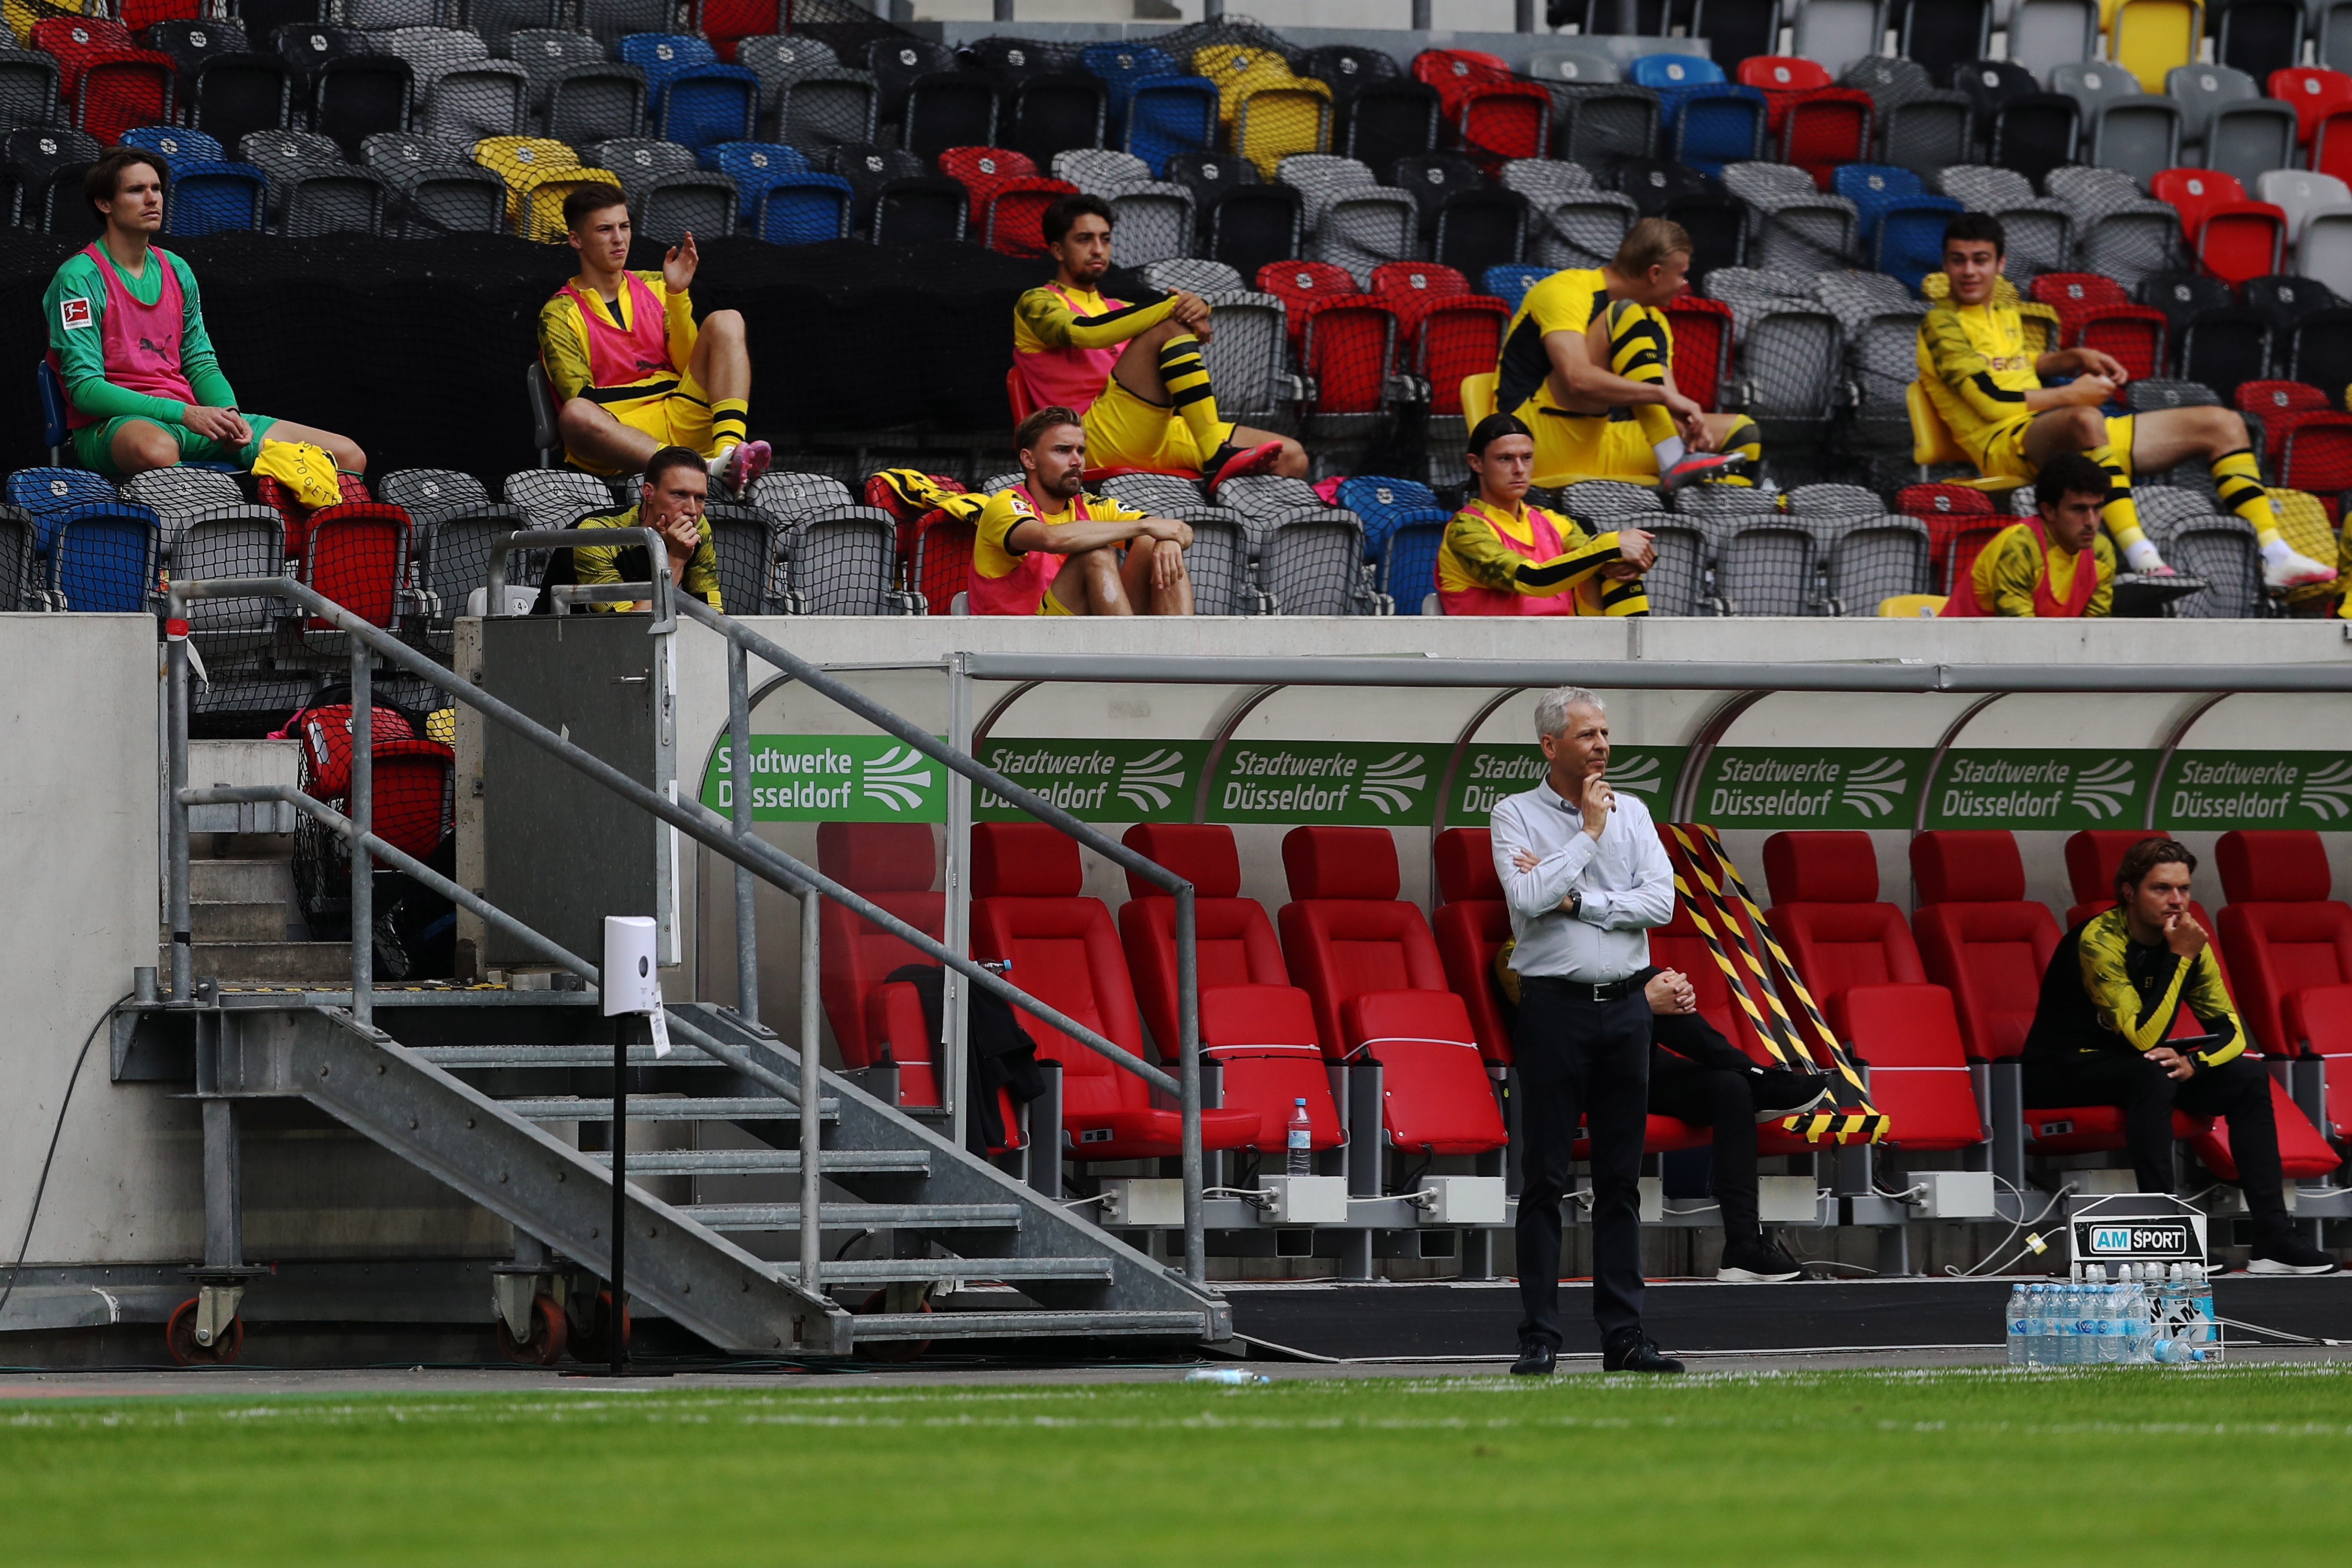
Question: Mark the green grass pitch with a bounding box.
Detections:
[6,1365,2350,1565]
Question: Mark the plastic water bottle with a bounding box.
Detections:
[2190,1263,2216,1349]
[2007,1283,2030,1367]
[1285,1097,1312,1176]
[2087,1268,2113,1363]
[2054,1276,2079,1366]
[2026,1283,2050,1367]
[1184,1366,1269,1386]
[2120,1270,2150,1364]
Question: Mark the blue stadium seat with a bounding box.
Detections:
[1628,54,1727,89]
[1655,81,1768,176]
[1336,473,1452,612]
[1834,162,1966,280]
[619,33,758,151]
[1482,262,1548,311]
[122,125,270,234]
[1123,75,1219,176]
[752,171,852,245]
[5,467,162,612]
[702,139,811,221]
[1081,41,1181,118]
[37,359,71,466]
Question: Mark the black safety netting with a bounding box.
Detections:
[0,228,1142,477]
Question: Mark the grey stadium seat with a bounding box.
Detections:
[1506,159,1639,270]
[1705,514,1819,615]
[363,131,506,235]
[2089,95,2182,190]
[1818,514,1935,613]
[2164,515,2264,617]
[1705,267,1847,438]
[505,469,620,534]
[749,471,858,523]
[1721,161,1858,273]
[2044,165,2181,286]
[1932,165,2074,277]
[507,30,645,145]
[1792,0,1885,78]
[2008,0,2101,79]
[238,129,387,235]
[778,509,903,615]
[118,468,285,634]
[1640,517,1712,616]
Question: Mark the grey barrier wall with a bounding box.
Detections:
[2,611,2348,1275]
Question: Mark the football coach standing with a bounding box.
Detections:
[1492,686,1684,1375]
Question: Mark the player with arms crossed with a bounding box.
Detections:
[969,406,1196,616]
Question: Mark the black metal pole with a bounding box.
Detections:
[611,1013,628,1377]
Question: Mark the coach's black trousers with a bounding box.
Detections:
[2021,1048,2291,1237]
[1514,979,1651,1348]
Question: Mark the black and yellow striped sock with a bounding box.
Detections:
[710,398,749,454]
[1156,334,1229,458]
[1606,299,1680,455]
[2086,443,2156,567]
[1601,576,1650,616]
[2210,447,2281,545]
[1718,416,1762,487]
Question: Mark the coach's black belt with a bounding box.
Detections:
[1526,976,1637,1003]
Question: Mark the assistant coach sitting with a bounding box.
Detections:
[1493,685,1684,1375]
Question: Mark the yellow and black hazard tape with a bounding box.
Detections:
[1666,824,1889,1147]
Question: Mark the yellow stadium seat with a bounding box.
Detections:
[472,137,585,236]
[1906,380,2029,494]
[2105,0,2202,94]
[1879,593,1950,616]
[2269,487,2346,611]
[1233,78,1332,177]
[509,166,622,243]
[1191,44,1291,121]
[1461,372,1498,425]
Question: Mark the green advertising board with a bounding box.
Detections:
[1207,739,1440,825]
[1692,747,1929,828]
[698,733,946,822]
[974,738,1211,822]
[1923,749,2151,830]
[1445,744,1686,824]
[2157,751,2352,830]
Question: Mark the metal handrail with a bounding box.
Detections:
[486,527,677,633]
[161,573,1210,1283]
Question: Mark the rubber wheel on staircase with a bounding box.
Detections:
[494,1294,567,1367]
[568,1289,631,1362]
[165,1297,246,1366]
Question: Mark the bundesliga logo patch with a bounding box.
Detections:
[60,297,92,331]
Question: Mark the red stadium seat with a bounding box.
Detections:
[2216,828,2352,1059]
[2149,168,2286,284]
[2058,828,2237,1048]
[1909,830,2062,1063]
[259,469,374,558]
[1739,60,1871,186]
[2181,1073,2344,1178]
[2285,983,2352,1140]
[2268,66,2352,147]
[1448,79,1553,165]
[1824,983,1987,1149]
[936,144,1037,227]
[1738,55,1834,91]
[1371,265,1509,418]
[1430,826,1514,1064]
[1759,830,1926,1003]
[1896,481,2008,592]
[31,18,175,145]
[815,821,943,1085]
[1664,294,1733,413]
[1114,822,1344,1155]
[2028,273,2169,382]
[972,822,1258,1161]
[297,502,409,630]
[1276,824,1507,1155]
[983,176,1079,255]
[2312,106,2352,182]
[909,510,975,615]
[2232,381,2352,490]
[1257,261,1400,418]
[698,0,775,61]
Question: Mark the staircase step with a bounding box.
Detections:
[187,900,288,943]
[503,1095,837,1122]
[182,940,352,983]
[850,1308,1210,1342]
[189,859,292,902]
[416,1045,724,1069]
[683,1201,1021,1231]
[819,1256,1112,1283]
[584,1147,929,1176]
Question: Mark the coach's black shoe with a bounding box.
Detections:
[1717,1237,1805,1283]
[1748,1066,1831,1122]
[1509,1340,1557,1376]
[2247,1236,2341,1275]
[1602,1329,1685,1374]
[1202,438,1283,492]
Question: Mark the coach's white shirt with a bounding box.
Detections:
[1490,777,1676,983]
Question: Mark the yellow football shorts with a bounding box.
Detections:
[1970,411,2136,481]
[571,373,714,474]
[1525,408,1659,487]
[1080,377,1205,472]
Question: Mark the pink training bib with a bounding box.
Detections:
[969,488,1089,616]
[1013,283,1124,416]
[56,241,197,429]
[557,272,674,389]
[1439,499,1583,617]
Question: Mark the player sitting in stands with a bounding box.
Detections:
[1942,451,2115,618]
[541,185,769,495]
[1493,218,1759,490]
[44,147,365,481]
[1436,412,1655,615]
[570,444,722,612]
[1012,194,1302,491]
[2021,837,2338,1275]
[970,407,1195,616]
[1922,213,2333,591]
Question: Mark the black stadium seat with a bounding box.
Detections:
[1003,72,1106,169]
[1205,181,1303,279]
[0,48,60,132]
[3,126,102,233]
[864,36,958,127]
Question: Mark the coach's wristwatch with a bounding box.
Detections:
[1566,890,1584,919]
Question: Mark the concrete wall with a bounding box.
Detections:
[0,615,195,1268]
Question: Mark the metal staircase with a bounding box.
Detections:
[126,553,1227,1364]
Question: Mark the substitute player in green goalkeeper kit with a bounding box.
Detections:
[44,147,364,480]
